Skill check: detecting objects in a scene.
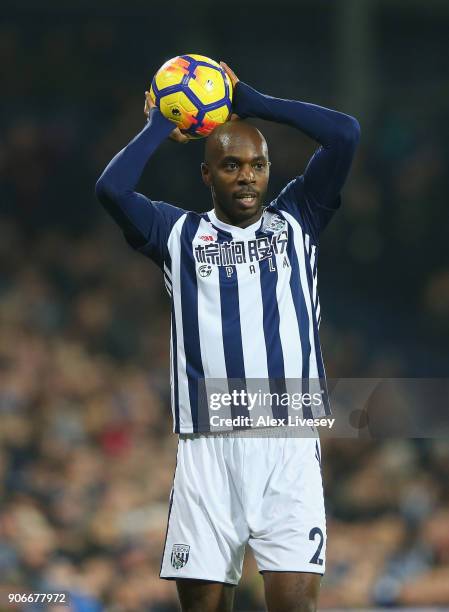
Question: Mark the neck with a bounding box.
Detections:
[213,205,262,229]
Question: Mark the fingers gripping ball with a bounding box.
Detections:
[149,54,233,139]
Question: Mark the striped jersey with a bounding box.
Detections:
[137,174,335,433]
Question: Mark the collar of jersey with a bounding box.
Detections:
[207,208,264,238]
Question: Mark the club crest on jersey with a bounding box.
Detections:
[171,544,190,569]
[262,212,287,234]
[198,264,212,278]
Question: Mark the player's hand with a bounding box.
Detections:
[219,61,240,121]
[144,91,189,144]
[220,61,239,87]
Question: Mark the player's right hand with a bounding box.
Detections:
[144,91,189,144]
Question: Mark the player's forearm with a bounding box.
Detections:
[95,109,174,246]
[96,109,174,200]
[233,81,360,150]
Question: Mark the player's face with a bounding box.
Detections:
[201,127,270,228]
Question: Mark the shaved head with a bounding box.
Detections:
[205,121,268,165]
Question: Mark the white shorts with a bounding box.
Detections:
[160,428,326,585]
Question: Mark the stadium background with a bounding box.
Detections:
[1,0,449,609]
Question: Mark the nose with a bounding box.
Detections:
[237,163,256,184]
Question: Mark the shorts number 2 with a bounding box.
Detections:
[309,527,324,566]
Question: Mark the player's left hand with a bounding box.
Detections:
[220,61,239,87]
[220,61,240,121]
[144,91,189,144]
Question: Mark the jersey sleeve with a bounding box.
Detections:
[96,184,185,269]
[233,81,360,243]
[272,174,340,243]
[132,198,185,267]
[95,108,185,269]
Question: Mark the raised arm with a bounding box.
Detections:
[95,105,177,247]
[231,80,360,207]
[95,95,188,266]
[220,62,360,236]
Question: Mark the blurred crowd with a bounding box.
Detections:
[1,2,449,610]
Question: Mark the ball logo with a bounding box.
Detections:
[171,544,190,569]
[198,264,212,278]
[171,107,181,117]
[205,78,214,91]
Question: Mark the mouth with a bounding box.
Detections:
[234,191,259,206]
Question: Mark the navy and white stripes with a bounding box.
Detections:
[165,206,329,433]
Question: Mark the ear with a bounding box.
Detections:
[201,162,211,186]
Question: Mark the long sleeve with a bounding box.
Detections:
[95,109,185,266]
[233,81,360,238]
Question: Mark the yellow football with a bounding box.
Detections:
[149,54,233,139]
